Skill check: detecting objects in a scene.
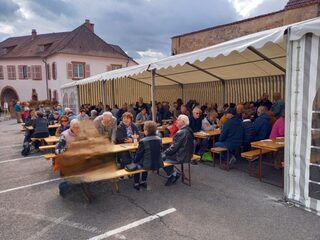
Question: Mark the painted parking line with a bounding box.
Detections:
[0,178,62,194]
[88,208,177,240]
[0,156,42,164]
[0,144,21,149]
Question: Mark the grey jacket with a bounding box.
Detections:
[164,126,194,164]
[94,115,117,143]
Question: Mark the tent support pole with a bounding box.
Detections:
[151,69,156,121]
[102,80,106,111]
[247,46,286,73]
[76,85,80,114]
[111,79,116,107]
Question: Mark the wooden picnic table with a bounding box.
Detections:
[44,136,60,144]
[193,129,221,139]
[26,124,60,131]
[251,137,285,182]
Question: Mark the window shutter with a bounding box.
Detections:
[27,66,31,79]
[38,65,42,80]
[31,65,36,80]
[47,64,51,80]
[12,66,16,80]
[106,65,112,71]
[52,62,57,80]
[67,63,73,79]
[0,66,3,79]
[18,65,23,79]
[85,64,90,77]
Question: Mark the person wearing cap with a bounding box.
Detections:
[162,114,194,186]
[215,107,243,166]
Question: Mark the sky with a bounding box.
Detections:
[0,0,288,63]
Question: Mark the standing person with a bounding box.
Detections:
[94,112,117,143]
[215,108,243,166]
[116,112,140,168]
[133,121,163,190]
[254,93,272,110]
[254,106,272,141]
[271,92,285,119]
[135,97,147,114]
[3,101,9,116]
[15,101,22,123]
[162,114,194,186]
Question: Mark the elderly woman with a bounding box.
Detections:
[55,115,70,137]
[116,112,140,168]
[133,121,163,190]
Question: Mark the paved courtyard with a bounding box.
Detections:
[0,118,319,240]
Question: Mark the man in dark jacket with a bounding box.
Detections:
[116,112,140,168]
[254,106,272,140]
[133,121,163,190]
[163,114,194,186]
[215,108,243,165]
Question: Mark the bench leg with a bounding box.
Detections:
[81,183,93,203]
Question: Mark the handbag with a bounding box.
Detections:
[125,163,138,172]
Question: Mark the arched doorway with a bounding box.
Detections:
[0,86,19,115]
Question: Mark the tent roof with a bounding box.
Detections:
[61,17,320,89]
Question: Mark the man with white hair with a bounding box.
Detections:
[94,111,117,143]
[162,114,194,186]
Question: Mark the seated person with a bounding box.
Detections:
[55,119,81,197]
[77,109,89,121]
[89,109,98,120]
[116,112,140,168]
[269,110,285,139]
[55,115,70,137]
[32,111,50,149]
[254,106,272,140]
[48,111,60,136]
[162,114,194,186]
[133,121,163,190]
[189,107,203,162]
[135,107,149,128]
[242,110,256,151]
[202,110,219,131]
[215,108,243,166]
[94,111,117,143]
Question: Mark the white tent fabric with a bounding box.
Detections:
[285,32,320,215]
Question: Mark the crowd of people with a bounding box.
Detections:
[19,93,285,193]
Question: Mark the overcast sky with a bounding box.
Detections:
[0,0,288,63]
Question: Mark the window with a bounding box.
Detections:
[73,63,84,79]
[52,62,57,80]
[0,66,3,80]
[311,88,320,165]
[7,65,16,80]
[18,65,28,80]
[111,64,122,70]
[31,65,42,80]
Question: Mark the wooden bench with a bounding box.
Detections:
[241,149,271,177]
[39,145,56,152]
[211,147,230,170]
[54,153,200,202]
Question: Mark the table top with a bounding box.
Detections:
[44,136,60,144]
[251,137,285,152]
[26,124,60,131]
[194,129,221,139]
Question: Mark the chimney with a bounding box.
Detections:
[84,19,94,33]
[31,29,37,39]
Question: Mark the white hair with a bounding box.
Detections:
[102,111,113,119]
[64,107,71,113]
[70,119,80,128]
[178,114,189,126]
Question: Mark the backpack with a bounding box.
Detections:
[21,142,31,156]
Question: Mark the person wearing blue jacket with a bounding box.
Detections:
[254,106,272,141]
[215,108,243,165]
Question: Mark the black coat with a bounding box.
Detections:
[164,126,194,164]
[116,122,140,144]
[134,135,164,170]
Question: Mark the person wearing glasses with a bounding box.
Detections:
[55,116,70,137]
[189,107,203,164]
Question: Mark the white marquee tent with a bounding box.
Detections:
[61,17,320,215]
